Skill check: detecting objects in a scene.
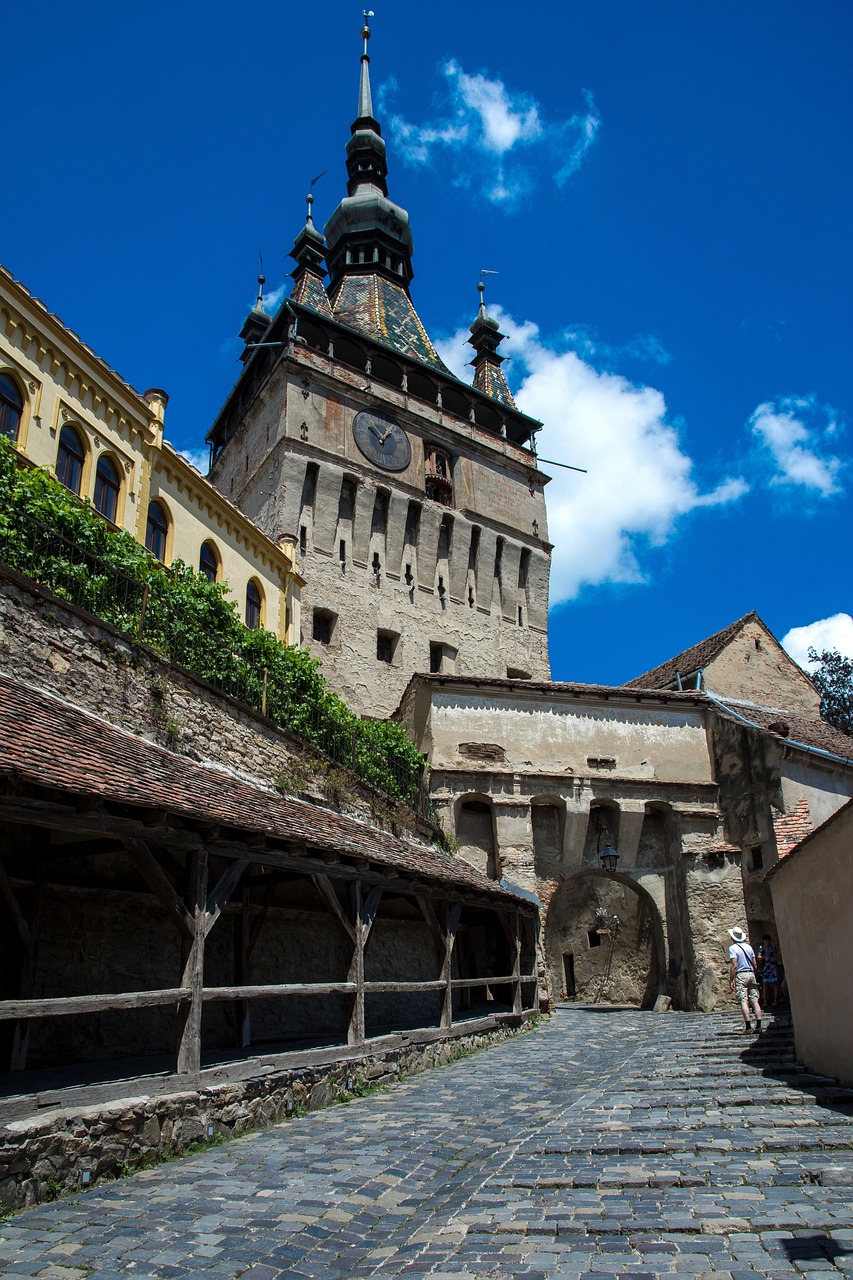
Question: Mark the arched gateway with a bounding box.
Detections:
[544,870,667,1008]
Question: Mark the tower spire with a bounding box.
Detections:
[358,11,375,120]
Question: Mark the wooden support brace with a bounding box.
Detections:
[123,838,195,938]
[441,902,463,1030]
[205,858,250,935]
[313,873,356,943]
[9,864,45,1071]
[346,881,384,1047]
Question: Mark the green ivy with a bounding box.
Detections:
[0,441,425,804]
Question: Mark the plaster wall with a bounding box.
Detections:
[704,618,820,716]
[428,691,711,783]
[779,760,853,830]
[769,802,853,1086]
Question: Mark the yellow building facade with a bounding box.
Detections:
[0,265,302,642]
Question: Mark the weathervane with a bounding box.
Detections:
[478,267,498,308]
[362,8,374,53]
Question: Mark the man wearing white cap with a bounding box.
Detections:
[728,927,763,1034]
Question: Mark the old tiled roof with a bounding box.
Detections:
[329,274,450,372]
[291,272,332,316]
[626,612,761,690]
[473,361,517,410]
[0,673,522,903]
[772,796,813,859]
[714,700,853,760]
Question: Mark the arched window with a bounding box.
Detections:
[0,374,23,444]
[245,579,263,630]
[93,455,120,523]
[199,541,220,584]
[56,426,85,496]
[145,501,169,561]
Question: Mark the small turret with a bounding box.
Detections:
[239,272,270,362]
[468,280,516,409]
[290,192,332,315]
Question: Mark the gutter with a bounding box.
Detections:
[703,690,853,769]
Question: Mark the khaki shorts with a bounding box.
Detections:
[735,971,760,1002]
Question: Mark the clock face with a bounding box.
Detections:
[352,410,411,472]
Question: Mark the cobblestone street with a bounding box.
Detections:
[2,1009,852,1280]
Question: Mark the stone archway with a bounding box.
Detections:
[544,870,666,1008]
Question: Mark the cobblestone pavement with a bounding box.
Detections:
[2,1009,853,1280]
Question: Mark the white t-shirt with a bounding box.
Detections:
[729,942,756,972]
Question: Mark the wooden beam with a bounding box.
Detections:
[312,873,356,944]
[415,895,444,947]
[204,858,250,935]
[176,848,208,1074]
[203,982,357,1002]
[512,909,523,1017]
[0,988,191,1020]
[123,839,195,938]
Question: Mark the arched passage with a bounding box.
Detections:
[544,869,666,1009]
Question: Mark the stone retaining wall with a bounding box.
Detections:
[0,567,432,841]
[0,1021,529,1212]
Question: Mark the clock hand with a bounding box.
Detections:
[368,423,384,442]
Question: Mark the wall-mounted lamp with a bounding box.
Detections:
[599,842,619,876]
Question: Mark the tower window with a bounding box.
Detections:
[0,373,23,443]
[424,444,453,505]
[313,610,336,645]
[429,643,443,674]
[377,631,397,663]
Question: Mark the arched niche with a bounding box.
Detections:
[441,383,471,421]
[334,335,367,372]
[408,368,437,405]
[581,800,621,868]
[299,318,330,355]
[370,352,403,389]
[455,795,499,880]
[531,797,566,878]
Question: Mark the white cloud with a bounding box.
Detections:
[749,396,844,496]
[436,312,748,604]
[782,614,853,667]
[379,65,600,208]
[179,447,209,475]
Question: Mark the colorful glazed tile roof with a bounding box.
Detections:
[329,274,450,372]
[291,272,332,316]
[473,361,517,410]
[0,673,525,903]
[772,796,813,859]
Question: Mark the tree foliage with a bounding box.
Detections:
[0,440,425,802]
[808,646,853,737]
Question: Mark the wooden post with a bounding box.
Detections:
[512,909,523,1016]
[346,881,383,1046]
[176,848,208,1074]
[441,902,463,1030]
[347,879,365,1046]
[236,885,252,1048]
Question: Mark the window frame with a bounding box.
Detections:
[56,425,86,496]
[0,371,25,445]
[93,453,122,525]
[145,499,170,563]
[245,578,264,630]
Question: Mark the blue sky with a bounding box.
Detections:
[4,0,851,685]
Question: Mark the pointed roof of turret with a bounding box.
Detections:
[239,272,271,362]
[289,191,332,316]
[468,280,517,409]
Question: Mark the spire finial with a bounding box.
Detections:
[305,191,314,224]
[478,268,498,315]
[358,10,376,118]
[256,253,266,312]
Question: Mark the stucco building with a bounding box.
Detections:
[0,266,302,642]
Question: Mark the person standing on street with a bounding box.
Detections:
[728,927,763,1034]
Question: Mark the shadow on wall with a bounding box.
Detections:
[544,871,665,1009]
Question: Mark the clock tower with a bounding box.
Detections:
[206,18,552,716]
